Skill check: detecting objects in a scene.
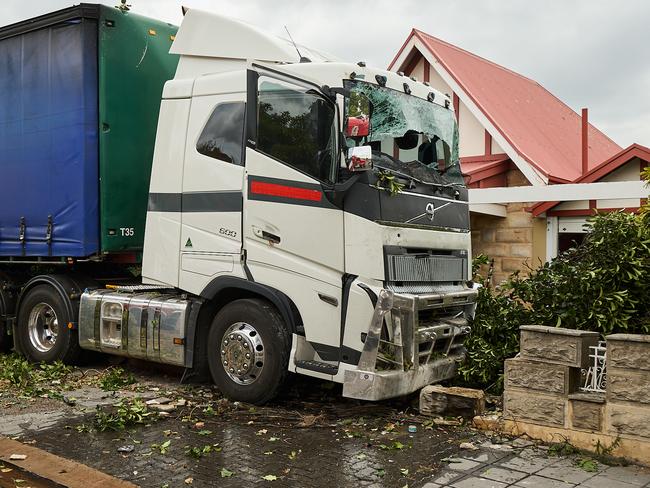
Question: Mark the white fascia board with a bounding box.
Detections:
[388,37,417,71]
[469,180,648,204]
[412,39,548,187]
[469,203,507,217]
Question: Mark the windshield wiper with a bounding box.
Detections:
[372,161,457,189]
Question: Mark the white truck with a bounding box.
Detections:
[1,6,476,404]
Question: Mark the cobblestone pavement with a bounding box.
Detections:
[1,360,649,487]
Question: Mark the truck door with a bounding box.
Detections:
[243,70,344,353]
[179,90,246,294]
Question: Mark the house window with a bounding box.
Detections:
[558,233,586,253]
[547,216,589,260]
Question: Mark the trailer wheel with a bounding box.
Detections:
[207,298,290,405]
[17,285,81,363]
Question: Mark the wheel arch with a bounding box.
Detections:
[14,274,96,354]
[199,276,303,335]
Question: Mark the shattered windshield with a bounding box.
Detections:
[344,80,463,186]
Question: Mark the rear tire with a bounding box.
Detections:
[17,285,81,363]
[207,298,291,405]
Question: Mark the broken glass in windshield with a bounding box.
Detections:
[344,81,463,185]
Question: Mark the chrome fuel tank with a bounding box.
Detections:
[79,289,194,367]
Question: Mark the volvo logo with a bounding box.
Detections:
[406,201,452,223]
[425,202,436,219]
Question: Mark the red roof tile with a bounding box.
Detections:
[398,30,622,182]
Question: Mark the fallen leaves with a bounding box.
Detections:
[220,468,234,478]
[262,474,277,481]
[378,440,406,451]
[459,442,478,451]
[297,414,324,428]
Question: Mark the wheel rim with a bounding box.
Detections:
[27,302,59,353]
[220,322,265,385]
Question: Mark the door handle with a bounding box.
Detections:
[252,226,281,244]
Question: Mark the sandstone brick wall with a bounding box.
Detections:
[503,327,650,451]
[470,169,545,283]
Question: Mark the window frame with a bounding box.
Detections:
[246,68,339,185]
[195,100,247,166]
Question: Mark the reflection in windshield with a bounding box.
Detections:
[345,81,463,185]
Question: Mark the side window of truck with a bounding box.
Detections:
[256,78,337,183]
[196,102,245,165]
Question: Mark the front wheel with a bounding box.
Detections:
[207,298,291,405]
[17,285,81,363]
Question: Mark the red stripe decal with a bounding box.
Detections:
[250,181,322,202]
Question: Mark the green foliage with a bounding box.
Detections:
[458,204,650,392]
[457,255,525,392]
[94,398,158,432]
[548,440,580,457]
[576,458,599,472]
[98,367,136,391]
[0,354,72,397]
[185,444,221,459]
[508,211,650,334]
[376,170,405,195]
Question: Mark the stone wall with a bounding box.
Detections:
[501,326,650,465]
[470,169,546,283]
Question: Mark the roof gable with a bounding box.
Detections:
[531,143,650,216]
[390,30,622,184]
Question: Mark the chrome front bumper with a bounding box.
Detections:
[342,287,477,401]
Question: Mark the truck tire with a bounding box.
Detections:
[207,298,291,405]
[17,285,81,363]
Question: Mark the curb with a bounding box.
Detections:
[0,437,137,488]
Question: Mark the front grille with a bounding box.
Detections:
[386,253,467,283]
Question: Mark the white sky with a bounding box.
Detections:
[2,0,649,148]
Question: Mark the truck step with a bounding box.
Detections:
[294,360,339,375]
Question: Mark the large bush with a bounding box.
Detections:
[458,188,650,392]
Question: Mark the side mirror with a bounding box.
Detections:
[347,145,372,172]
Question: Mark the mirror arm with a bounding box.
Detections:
[328,173,361,193]
[322,85,351,101]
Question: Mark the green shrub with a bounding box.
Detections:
[98,367,136,391]
[458,200,650,392]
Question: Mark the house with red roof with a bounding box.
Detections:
[390,29,648,282]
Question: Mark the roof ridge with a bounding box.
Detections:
[413,29,539,85]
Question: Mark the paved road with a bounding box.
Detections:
[1,359,649,487]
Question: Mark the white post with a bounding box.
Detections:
[546,217,558,261]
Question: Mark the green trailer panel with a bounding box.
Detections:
[98,6,179,254]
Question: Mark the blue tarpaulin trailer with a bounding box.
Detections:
[0,14,99,257]
[0,4,178,259]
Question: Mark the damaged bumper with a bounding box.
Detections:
[342,287,477,401]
